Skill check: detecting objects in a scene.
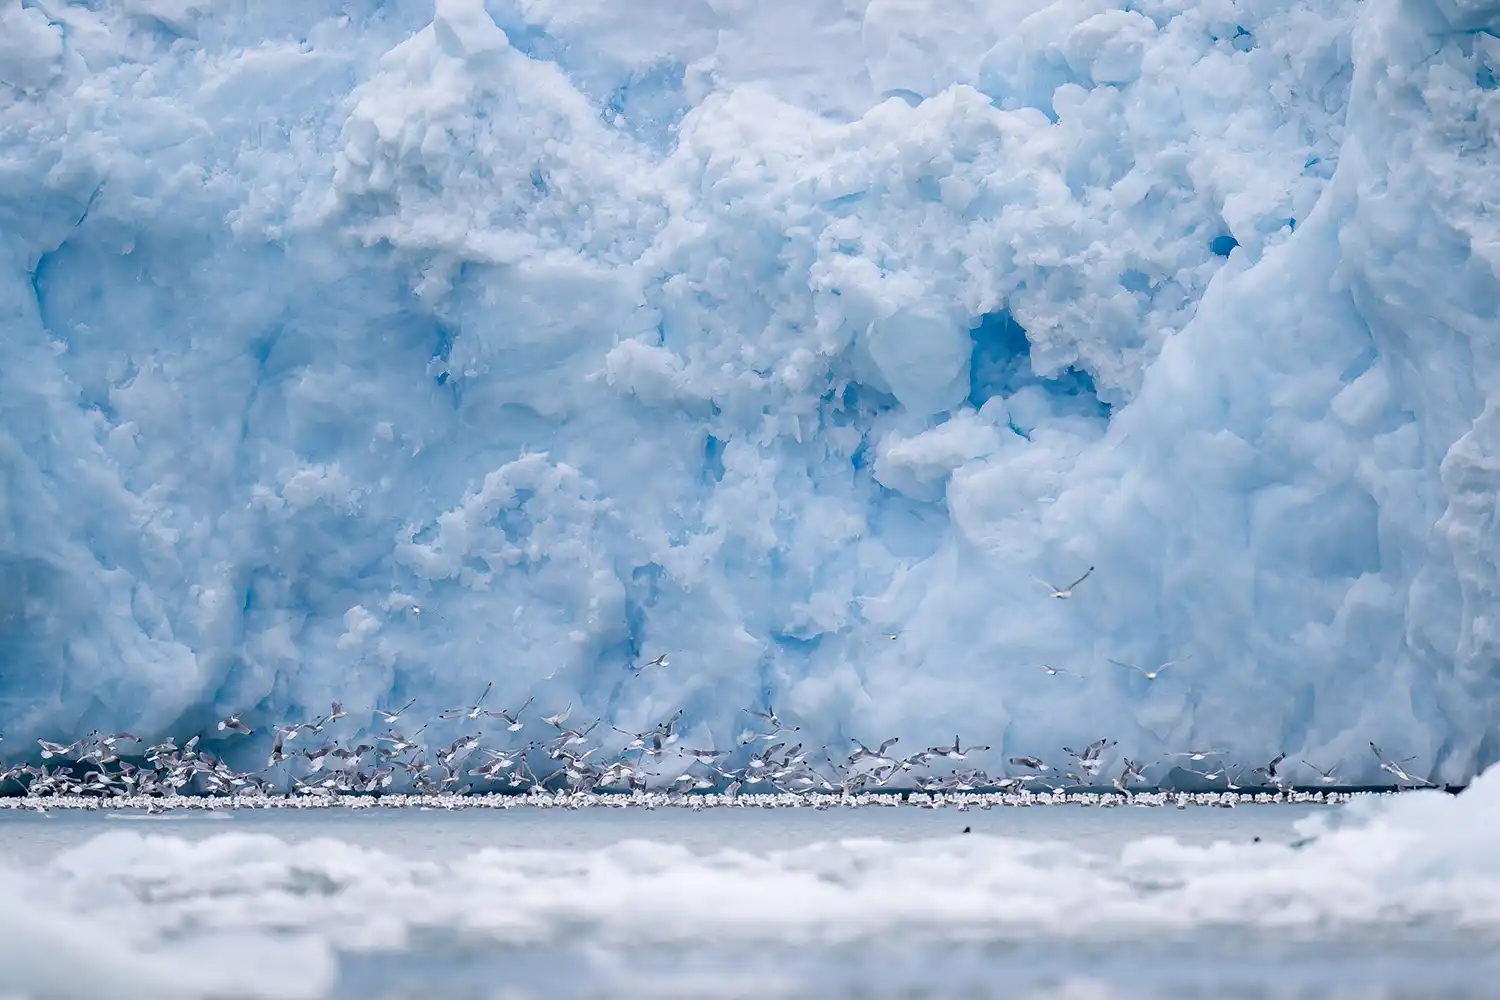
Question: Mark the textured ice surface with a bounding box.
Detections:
[2,0,1499,780]
[4,773,1500,999]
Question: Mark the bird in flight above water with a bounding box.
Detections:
[1301,758,1342,784]
[1369,743,1434,786]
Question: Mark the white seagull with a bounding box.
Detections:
[1032,566,1095,599]
[1110,654,1191,681]
[849,737,900,764]
[373,698,417,725]
[1301,759,1342,785]
[1252,752,1289,788]
[928,736,990,761]
[440,683,493,721]
[744,704,781,728]
[1369,743,1434,787]
[486,697,533,732]
[217,715,254,736]
[1172,749,1224,762]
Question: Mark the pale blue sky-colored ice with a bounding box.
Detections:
[2,0,1499,782]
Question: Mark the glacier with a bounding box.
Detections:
[1,0,1499,782]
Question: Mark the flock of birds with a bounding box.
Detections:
[0,567,1443,804]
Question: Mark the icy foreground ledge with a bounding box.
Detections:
[5,768,1500,999]
[1,0,1499,781]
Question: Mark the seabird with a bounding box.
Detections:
[1301,759,1342,784]
[1369,743,1434,786]
[440,683,494,721]
[1109,654,1191,681]
[1252,752,1289,788]
[1032,566,1095,599]
[486,697,533,732]
[929,736,989,761]
[373,698,418,724]
[745,704,781,727]
[217,715,254,736]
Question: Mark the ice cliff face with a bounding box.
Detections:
[2,0,1498,781]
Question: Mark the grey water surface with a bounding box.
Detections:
[1,803,1492,1000]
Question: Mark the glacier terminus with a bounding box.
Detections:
[3,0,1500,787]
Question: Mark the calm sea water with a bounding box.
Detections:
[0,800,1324,862]
[0,801,1494,1000]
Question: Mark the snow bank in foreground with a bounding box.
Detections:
[4,771,1500,998]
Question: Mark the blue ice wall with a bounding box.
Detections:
[2,0,1499,781]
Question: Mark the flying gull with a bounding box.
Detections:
[1032,566,1095,599]
[1109,655,1191,681]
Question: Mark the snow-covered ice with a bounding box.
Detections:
[5,769,1500,999]
[3,0,1500,782]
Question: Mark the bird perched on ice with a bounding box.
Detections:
[1032,567,1094,599]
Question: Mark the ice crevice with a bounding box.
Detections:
[2,0,1500,782]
